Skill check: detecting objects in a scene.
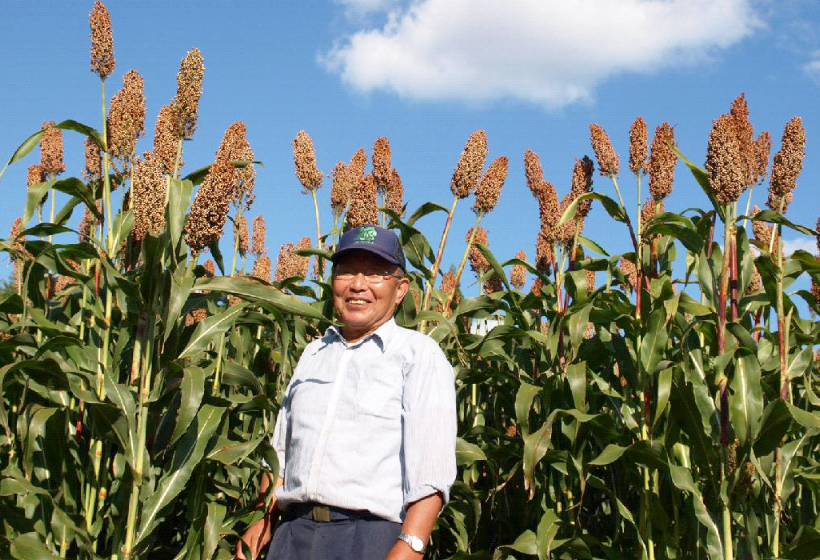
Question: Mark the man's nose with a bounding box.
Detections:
[349,273,368,290]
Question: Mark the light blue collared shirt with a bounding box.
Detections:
[272,318,457,523]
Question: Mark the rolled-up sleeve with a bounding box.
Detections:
[270,388,289,479]
[402,341,457,508]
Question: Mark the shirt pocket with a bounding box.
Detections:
[354,361,402,419]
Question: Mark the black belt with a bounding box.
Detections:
[284,502,384,523]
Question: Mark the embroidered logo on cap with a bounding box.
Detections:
[356,226,378,244]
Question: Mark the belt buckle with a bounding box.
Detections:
[311,504,331,522]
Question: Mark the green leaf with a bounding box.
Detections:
[669,465,723,560]
[784,526,820,560]
[504,530,537,555]
[654,367,673,428]
[565,361,586,413]
[786,347,813,380]
[207,435,263,465]
[729,354,763,446]
[55,119,104,148]
[589,444,628,466]
[746,209,817,237]
[22,180,53,226]
[535,509,560,560]
[10,532,61,560]
[195,277,326,320]
[405,201,449,227]
[456,437,487,466]
[640,308,669,376]
[515,382,540,436]
[23,407,58,479]
[168,178,193,247]
[675,148,725,222]
[167,366,205,450]
[476,243,512,294]
[753,399,792,456]
[179,303,249,360]
[558,192,627,226]
[102,375,138,471]
[523,421,552,499]
[136,404,225,545]
[221,361,264,395]
[203,502,227,560]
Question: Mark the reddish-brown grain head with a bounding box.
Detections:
[590,123,619,176]
[131,151,166,241]
[108,70,146,167]
[83,138,102,182]
[372,136,392,192]
[386,168,405,219]
[346,174,378,229]
[648,123,677,201]
[216,122,256,210]
[629,117,648,175]
[473,156,508,215]
[293,130,324,192]
[173,48,204,140]
[767,117,805,214]
[184,160,234,251]
[451,130,488,199]
[510,250,527,289]
[252,215,266,256]
[89,1,114,79]
[153,104,182,174]
[40,121,65,176]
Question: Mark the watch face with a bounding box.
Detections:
[410,537,424,552]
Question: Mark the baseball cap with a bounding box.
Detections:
[331,224,406,271]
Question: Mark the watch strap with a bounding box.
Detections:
[397,532,426,554]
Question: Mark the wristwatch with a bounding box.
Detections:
[397,532,426,554]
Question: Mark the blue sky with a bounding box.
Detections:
[1,0,818,297]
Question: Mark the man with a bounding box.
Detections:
[238,224,457,560]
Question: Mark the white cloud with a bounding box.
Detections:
[322,0,760,108]
[781,237,816,256]
[803,53,820,84]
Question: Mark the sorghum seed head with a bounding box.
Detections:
[570,156,594,219]
[185,308,208,327]
[83,138,102,182]
[235,215,249,256]
[754,131,772,185]
[386,168,404,219]
[751,205,775,250]
[816,216,820,254]
[216,122,256,210]
[40,121,65,176]
[705,115,744,206]
[536,181,561,242]
[473,156,508,214]
[554,193,581,247]
[331,162,351,217]
[251,252,272,282]
[729,94,758,190]
[510,250,527,289]
[535,231,554,274]
[451,130,488,199]
[812,258,820,308]
[523,149,544,196]
[467,227,490,276]
[484,274,503,294]
[78,205,96,243]
[349,148,368,181]
[107,70,146,167]
[153,104,182,174]
[252,215,266,256]
[619,256,637,292]
[747,265,762,295]
[767,117,805,214]
[203,259,216,275]
[641,198,663,242]
[184,160,234,251]
[293,130,324,192]
[131,151,166,241]
[372,136,392,193]
[346,174,378,229]
[586,269,596,293]
[436,270,460,315]
[9,218,25,258]
[296,237,312,278]
[590,123,619,176]
[629,117,648,174]
[173,48,204,140]
[648,123,677,201]
[89,1,114,79]
[27,165,44,187]
[275,238,311,282]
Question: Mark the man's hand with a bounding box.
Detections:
[383,492,443,560]
[236,472,283,559]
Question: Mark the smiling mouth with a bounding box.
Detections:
[346,298,371,306]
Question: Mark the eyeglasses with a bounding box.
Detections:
[332,269,402,285]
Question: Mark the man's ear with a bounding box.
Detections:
[394,276,410,304]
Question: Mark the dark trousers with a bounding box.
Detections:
[266,504,401,560]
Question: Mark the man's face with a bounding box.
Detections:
[331,250,409,341]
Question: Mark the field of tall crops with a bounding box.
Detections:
[1,3,819,560]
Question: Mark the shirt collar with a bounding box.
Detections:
[323,317,396,353]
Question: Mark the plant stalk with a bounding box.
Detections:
[420,195,459,332]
